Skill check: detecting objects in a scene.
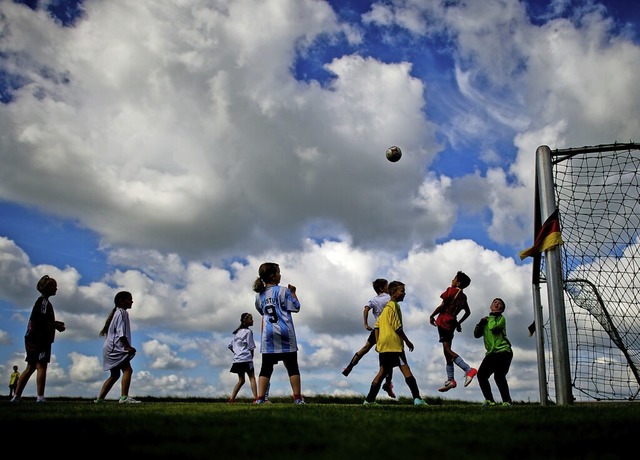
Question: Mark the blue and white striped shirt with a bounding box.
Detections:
[255,285,300,354]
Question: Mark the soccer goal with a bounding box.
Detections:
[528,142,640,406]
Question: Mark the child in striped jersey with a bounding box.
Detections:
[253,262,304,404]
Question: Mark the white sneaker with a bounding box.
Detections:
[438,379,457,392]
[119,396,141,404]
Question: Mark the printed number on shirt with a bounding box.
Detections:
[265,305,278,323]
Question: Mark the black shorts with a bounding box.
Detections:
[259,352,300,378]
[230,361,254,375]
[25,345,52,365]
[366,329,376,345]
[437,326,455,343]
[378,351,409,369]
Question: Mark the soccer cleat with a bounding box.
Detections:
[10,396,21,403]
[119,396,141,404]
[481,400,496,407]
[36,398,47,404]
[94,399,104,404]
[464,368,478,387]
[363,400,379,406]
[438,379,457,392]
[501,402,512,407]
[294,398,306,405]
[382,382,396,398]
[342,367,352,377]
[254,398,271,404]
[413,398,428,406]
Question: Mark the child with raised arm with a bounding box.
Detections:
[473,298,513,407]
[342,278,395,398]
[363,281,427,406]
[253,262,304,404]
[227,312,258,403]
[429,271,477,392]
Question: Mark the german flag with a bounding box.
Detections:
[519,209,563,260]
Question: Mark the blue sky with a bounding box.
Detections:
[1,0,638,403]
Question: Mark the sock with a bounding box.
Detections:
[405,375,421,399]
[454,356,471,373]
[446,363,454,380]
[365,381,382,402]
[347,353,360,369]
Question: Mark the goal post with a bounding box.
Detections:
[528,142,640,405]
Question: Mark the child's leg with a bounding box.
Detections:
[365,366,387,403]
[230,373,246,400]
[121,361,134,397]
[453,355,471,373]
[477,357,495,402]
[257,375,270,400]
[343,336,374,375]
[248,369,258,400]
[97,368,121,400]
[399,364,421,399]
[494,353,513,403]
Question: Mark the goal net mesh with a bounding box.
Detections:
[539,143,640,401]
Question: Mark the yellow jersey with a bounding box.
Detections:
[374,300,404,353]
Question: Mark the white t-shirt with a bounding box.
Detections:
[368,293,391,319]
[229,328,256,363]
[102,307,134,371]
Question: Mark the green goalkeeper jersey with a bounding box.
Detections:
[476,314,512,354]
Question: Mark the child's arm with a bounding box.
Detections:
[396,328,414,352]
[456,303,471,331]
[429,302,444,326]
[363,305,372,331]
[473,317,487,338]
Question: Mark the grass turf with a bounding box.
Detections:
[3,396,639,459]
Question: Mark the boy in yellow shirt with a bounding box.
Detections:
[363,281,427,406]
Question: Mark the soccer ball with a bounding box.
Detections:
[386,146,402,162]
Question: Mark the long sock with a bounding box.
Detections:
[454,356,471,373]
[405,375,421,399]
[446,363,454,380]
[365,381,382,403]
[346,353,360,370]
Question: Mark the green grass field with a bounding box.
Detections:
[4,396,639,459]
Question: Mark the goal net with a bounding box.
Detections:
[533,142,640,402]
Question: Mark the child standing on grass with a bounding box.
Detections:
[253,262,304,404]
[11,275,66,404]
[9,365,20,397]
[363,281,427,406]
[342,278,395,398]
[95,291,140,404]
[228,312,258,403]
[429,271,477,392]
[473,298,513,407]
